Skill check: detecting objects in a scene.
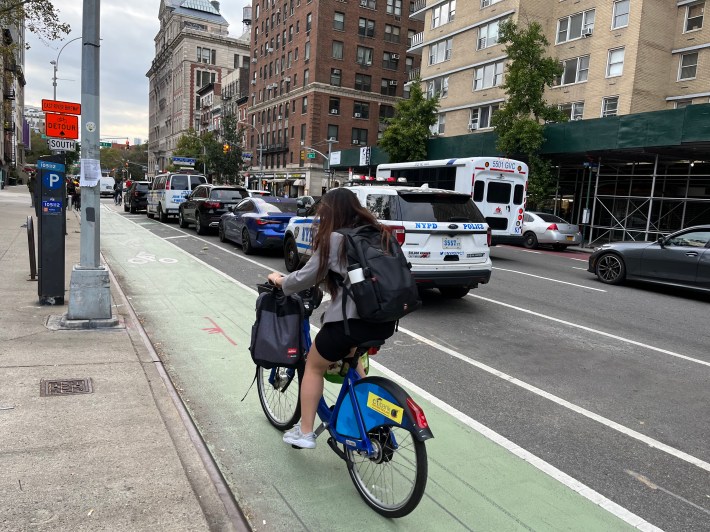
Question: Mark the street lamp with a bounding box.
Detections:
[238,120,264,189]
[51,36,83,100]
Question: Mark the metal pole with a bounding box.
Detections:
[67,0,113,322]
[52,62,57,100]
[588,158,601,247]
[644,154,659,241]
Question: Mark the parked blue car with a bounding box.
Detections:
[218,197,299,254]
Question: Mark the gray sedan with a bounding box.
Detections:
[522,212,582,250]
[588,225,710,291]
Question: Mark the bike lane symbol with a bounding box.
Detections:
[128,251,178,265]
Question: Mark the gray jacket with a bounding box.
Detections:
[281,232,359,324]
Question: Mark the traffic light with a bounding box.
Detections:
[125,140,130,150]
[223,143,230,154]
[300,149,305,160]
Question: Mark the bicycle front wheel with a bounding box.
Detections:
[346,425,428,518]
[256,365,301,430]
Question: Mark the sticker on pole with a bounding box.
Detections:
[45,113,79,140]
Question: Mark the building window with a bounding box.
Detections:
[612,0,629,29]
[480,0,502,7]
[197,47,216,64]
[473,60,504,90]
[353,101,370,119]
[289,25,293,42]
[469,103,499,130]
[559,101,584,121]
[606,47,625,77]
[302,96,308,113]
[429,38,452,65]
[328,124,339,141]
[430,113,446,135]
[356,46,374,65]
[300,123,306,141]
[601,96,619,117]
[386,0,402,16]
[334,11,345,31]
[384,24,400,43]
[358,18,375,38]
[361,0,376,8]
[306,13,312,32]
[381,78,398,96]
[382,52,399,70]
[477,18,504,50]
[556,55,590,86]
[305,41,311,61]
[352,128,368,145]
[427,76,448,99]
[331,68,342,86]
[431,0,455,29]
[303,68,309,85]
[355,73,372,91]
[556,9,595,44]
[379,105,395,119]
[678,52,698,80]
[675,99,693,109]
[329,97,341,115]
[195,70,216,88]
[685,2,705,32]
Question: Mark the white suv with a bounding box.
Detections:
[283,186,492,298]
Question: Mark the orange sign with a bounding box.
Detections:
[45,113,79,140]
[42,99,81,115]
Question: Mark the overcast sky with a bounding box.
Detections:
[24,0,251,144]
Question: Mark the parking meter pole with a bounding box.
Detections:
[67,0,114,322]
[37,154,67,304]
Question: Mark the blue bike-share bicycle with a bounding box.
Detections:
[256,284,433,518]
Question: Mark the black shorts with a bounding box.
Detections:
[314,320,396,362]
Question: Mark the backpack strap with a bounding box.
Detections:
[330,270,353,336]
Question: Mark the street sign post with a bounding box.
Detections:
[48,138,76,152]
[45,113,79,140]
[42,99,81,115]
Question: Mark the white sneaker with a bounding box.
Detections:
[283,425,316,449]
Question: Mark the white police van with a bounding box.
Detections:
[146,172,207,222]
[283,185,492,298]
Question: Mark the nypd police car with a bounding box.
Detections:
[283,185,492,298]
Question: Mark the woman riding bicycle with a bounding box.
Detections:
[267,188,397,449]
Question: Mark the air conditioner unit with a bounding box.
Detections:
[391,53,400,60]
[359,0,368,6]
[352,139,360,145]
[468,121,479,131]
[251,79,256,85]
[283,76,291,82]
[330,108,339,114]
[267,47,274,52]
[365,60,372,66]
[277,115,283,120]
[354,112,362,118]
[389,80,398,86]
[477,37,487,49]
[333,68,341,74]
[582,28,593,37]
[251,58,258,63]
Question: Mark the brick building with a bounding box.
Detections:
[409,0,709,136]
[146,0,250,177]
[247,0,424,196]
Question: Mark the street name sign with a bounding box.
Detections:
[45,113,79,140]
[307,152,316,159]
[42,99,81,115]
[100,141,112,148]
[48,138,76,152]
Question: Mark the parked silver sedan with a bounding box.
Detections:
[522,212,582,250]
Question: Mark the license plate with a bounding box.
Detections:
[442,238,461,249]
[566,235,574,241]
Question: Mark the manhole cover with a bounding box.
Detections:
[40,378,93,397]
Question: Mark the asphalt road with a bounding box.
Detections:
[105,202,710,531]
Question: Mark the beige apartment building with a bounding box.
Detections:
[409,0,709,137]
[146,0,250,177]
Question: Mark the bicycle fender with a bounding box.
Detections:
[350,376,433,442]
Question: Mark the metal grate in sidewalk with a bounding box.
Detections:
[40,378,94,397]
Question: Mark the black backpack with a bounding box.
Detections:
[333,225,421,334]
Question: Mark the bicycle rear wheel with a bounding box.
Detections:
[346,425,428,518]
[256,365,301,430]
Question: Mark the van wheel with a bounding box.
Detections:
[158,204,168,223]
[439,286,470,299]
[284,237,301,272]
[242,229,254,255]
[523,232,538,249]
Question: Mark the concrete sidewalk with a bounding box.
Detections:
[0,186,247,531]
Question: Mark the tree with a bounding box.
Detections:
[379,79,439,163]
[218,114,243,184]
[491,20,567,209]
[25,130,51,163]
[99,147,124,175]
[0,1,70,53]
[169,128,206,173]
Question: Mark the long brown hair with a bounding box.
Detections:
[313,188,381,294]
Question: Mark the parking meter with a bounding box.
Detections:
[37,154,66,305]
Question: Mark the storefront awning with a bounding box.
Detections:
[292,179,305,186]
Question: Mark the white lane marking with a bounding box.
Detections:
[470,293,710,369]
[164,234,190,240]
[572,266,587,270]
[492,267,606,292]
[398,324,710,474]
[106,213,672,529]
[626,470,710,517]
[373,362,662,531]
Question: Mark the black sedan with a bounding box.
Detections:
[588,225,710,291]
[178,185,248,234]
[123,181,151,213]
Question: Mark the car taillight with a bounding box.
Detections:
[406,397,429,429]
[547,224,558,231]
[256,218,279,225]
[204,201,221,209]
[486,227,491,247]
[389,225,405,245]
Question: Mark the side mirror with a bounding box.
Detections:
[657,236,665,247]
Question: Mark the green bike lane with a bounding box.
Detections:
[100,208,643,531]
